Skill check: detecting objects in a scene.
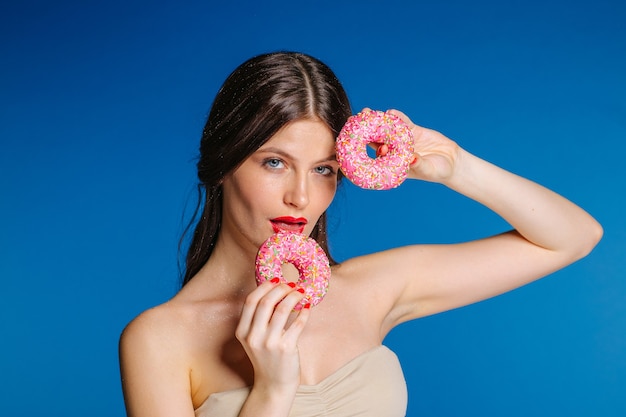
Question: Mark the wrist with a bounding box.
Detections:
[240,384,298,417]
[439,147,472,190]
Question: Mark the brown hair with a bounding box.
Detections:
[180,52,352,286]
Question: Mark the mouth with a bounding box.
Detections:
[270,216,308,234]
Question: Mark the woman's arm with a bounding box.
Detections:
[361,110,603,330]
[119,309,196,417]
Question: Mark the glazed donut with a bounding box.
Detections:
[255,232,330,310]
[336,109,414,190]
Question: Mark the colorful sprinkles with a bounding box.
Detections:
[336,109,414,190]
[255,232,331,310]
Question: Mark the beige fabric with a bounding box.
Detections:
[195,345,407,417]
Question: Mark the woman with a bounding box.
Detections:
[119,52,602,416]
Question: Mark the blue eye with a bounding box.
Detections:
[315,166,335,176]
[264,158,284,169]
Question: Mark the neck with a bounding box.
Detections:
[189,230,259,300]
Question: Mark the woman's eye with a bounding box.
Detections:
[264,158,284,169]
[315,165,335,176]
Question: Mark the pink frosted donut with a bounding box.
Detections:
[255,232,330,310]
[336,109,414,190]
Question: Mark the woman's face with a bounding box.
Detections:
[221,118,338,252]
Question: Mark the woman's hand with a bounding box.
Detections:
[235,279,310,415]
[389,109,461,183]
[375,109,461,184]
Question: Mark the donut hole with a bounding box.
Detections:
[366,142,389,159]
[366,144,377,159]
[281,262,299,284]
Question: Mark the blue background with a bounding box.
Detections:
[1,0,624,415]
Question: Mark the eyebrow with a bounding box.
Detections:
[257,147,337,164]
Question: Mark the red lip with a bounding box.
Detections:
[270,216,308,234]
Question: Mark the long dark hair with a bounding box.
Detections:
[180,52,352,286]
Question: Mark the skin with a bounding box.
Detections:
[119,113,603,417]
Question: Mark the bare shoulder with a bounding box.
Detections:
[119,300,198,386]
[120,291,249,413]
[119,300,201,416]
[121,301,187,348]
[331,243,460,333]
[120,294,237,352]
[332,247,414,293]
[330,250,412,331]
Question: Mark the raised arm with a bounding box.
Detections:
[365,110,603,329]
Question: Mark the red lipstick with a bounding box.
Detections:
[270,216,308,234]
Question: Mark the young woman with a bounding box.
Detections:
[119,51,602,417]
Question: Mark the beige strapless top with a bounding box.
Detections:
[195,345,407,416]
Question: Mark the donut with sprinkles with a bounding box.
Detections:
[336,109,414,190]
[255,232,330,310]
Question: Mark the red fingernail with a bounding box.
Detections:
[270,277,280,284]
[287,282,296,288]
[410,155,418,165]
[304,303,311,309]
[297,288,305,294]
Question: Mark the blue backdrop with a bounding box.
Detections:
[1,0,624,416]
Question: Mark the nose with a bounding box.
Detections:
[284,172,310,209]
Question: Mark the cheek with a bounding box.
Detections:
[224,172,275,215]
[241,180,279,211]
[314,179,338,211]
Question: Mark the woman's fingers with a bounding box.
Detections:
[281,301,311,346]
[386,108,413,127]
[375,143,389,157]
[235,282,309,391]
[265,288,307,333]
[236,281,307,347]
[236,280,279,340]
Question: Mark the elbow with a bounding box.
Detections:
[574,218,603,260]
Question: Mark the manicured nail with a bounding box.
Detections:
[304,303,311,309]
[296,288,305,294]
[410,155,418,165]
[270,277,280,284]
[287,282,296,288]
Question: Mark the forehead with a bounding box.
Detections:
[260,119,335,155]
